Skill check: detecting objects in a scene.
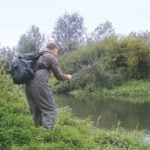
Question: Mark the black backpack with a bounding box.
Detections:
[10,51,47,84]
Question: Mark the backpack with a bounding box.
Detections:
[10,51,47,84]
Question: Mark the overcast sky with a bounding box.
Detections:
[0,0,150,47]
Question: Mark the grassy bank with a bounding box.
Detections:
[68,80,150,103]
[97,80,150,96]
[1,69,150,149]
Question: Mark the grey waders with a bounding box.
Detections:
[25,69,56,129]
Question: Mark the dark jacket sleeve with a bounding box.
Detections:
[49,55,68,81]
[37,53,68,81]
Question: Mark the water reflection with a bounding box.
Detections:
[55,94,150,130]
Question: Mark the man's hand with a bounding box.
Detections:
[66,74,72,80]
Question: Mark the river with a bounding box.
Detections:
[55,94,150,130]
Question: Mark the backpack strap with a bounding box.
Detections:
[37,50,49,57]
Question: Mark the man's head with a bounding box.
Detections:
[46,42,58,56]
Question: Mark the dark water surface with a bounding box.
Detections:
[55,94,150,130]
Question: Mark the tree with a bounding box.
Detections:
[129,30,150,40]
[0,46,15,71]
[89,21,114,42]
[17,25,45,53]
[52,12,86,52]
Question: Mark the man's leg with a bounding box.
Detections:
[36,85,56,129]
[25,85,42,127]
[42,111,56,129]
[28,70,56,129]
[33,106,42,127]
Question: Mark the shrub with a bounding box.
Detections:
[102,36,150,79]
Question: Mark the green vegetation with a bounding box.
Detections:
[1,64,150,149]
[1,32,150,150]
[68,80,150,103]
[52,36,150,99]
[97,80,150,97]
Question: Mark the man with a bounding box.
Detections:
[25,42,72,129]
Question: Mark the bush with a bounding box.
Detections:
[58,42,104,74]
[102,36,150,79]
[55,60,125,93]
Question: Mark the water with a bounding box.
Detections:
[55,94,150,130]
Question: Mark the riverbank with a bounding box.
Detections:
[68,80,150,103]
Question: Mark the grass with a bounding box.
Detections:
[69,80,150,103]
[101,80,150,97]
[0,66,150,149]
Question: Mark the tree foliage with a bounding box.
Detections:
[52,12,86,52]
[0,47,15,71]
[89,21,114,42]
[129,30,150,40]
[17,25,45,53]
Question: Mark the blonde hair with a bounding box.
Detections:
[46,42,58,50]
